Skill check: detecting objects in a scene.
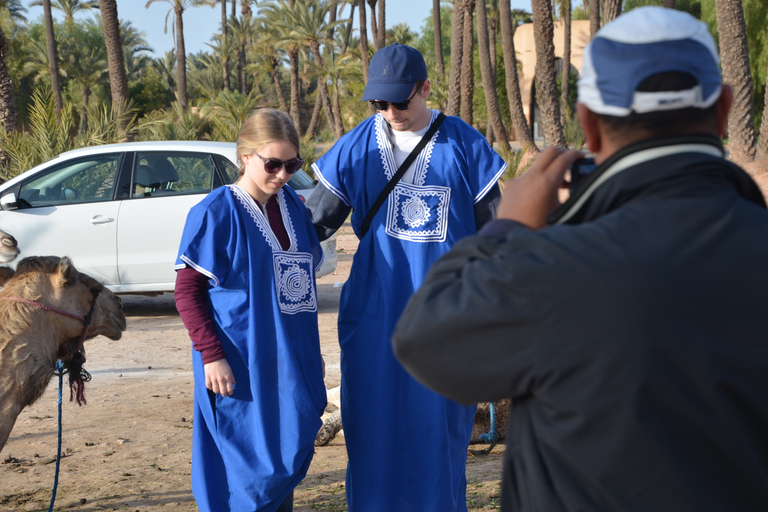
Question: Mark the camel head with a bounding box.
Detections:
[0,228,20,264]
[1,256,127,343]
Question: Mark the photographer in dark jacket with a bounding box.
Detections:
[393,7,768,512]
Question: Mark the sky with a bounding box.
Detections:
[25,0,533,58]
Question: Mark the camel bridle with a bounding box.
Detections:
[1,287,102,344]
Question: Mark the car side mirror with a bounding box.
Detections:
[1,193,18,211]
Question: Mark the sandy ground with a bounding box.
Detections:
[0,222,504,512]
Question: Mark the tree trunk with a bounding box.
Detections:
[359,0,370,82]
[377,0,386,48]
[99,1,129,105]
[0,28,16,165]
[80,85,91,133]
[460,0,475,124]
[311,45,340,138]
[305,87,322,140]
[231,0,236,18]
[663,0,676,8]
[560,0,572,124]
[589,0,600,38]
[175,6,188,110]
[601,0,622,25]
[476,0,509,151]
[715,0,756,162]
[531,0,566,147]
[759,71,768,158]
[222,0,230,91]
[271,58,288,112]
[433,0,444,77]
[499,0,537,149]
[446,0,464,116]
[367,0,380,51]
[289,47,301,132]
[341,2,356,54]
[42,0,64,116]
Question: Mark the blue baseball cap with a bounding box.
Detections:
[578,6,722,116]
[362,43,428,103]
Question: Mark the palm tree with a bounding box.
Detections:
[446,0,464,116]
[588,0,599,37]
[560,0,571,124]
[0,0,26,139]
[251,18,289,112]
[663,0,675,8]
[29,0,98,23]
[377,0,385,48]
[366,0,379,50]
[531,0,566,147]
[339,0,356,54]
[387,23,416,45]
[119,20,153,82]
[145,0,208,110]
[98,0,129,127]
[759,75,768,158]
[358,0,370,83]
[459,0,475,124]
[476,0,509,151]
[499,0,536,151]
[433,0,444,77]
[228,13,253,95]
[62,46,108,132]
[266,0,347,138]
[602,0,621,24]
[216,0,230,91]
[37,0,65,116]
[715,0,756,162]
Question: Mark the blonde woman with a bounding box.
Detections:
[175,109,326,512]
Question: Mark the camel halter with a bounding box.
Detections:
[0,288,101,343]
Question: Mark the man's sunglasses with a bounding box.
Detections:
[369,87,420,111]
[254,152,304,174]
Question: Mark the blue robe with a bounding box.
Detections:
[312,111,507,511]
[176,184,327,512]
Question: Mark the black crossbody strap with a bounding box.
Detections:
[359,112,446,239]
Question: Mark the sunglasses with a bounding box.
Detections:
[253,152,304,174]
[370,87,420,111]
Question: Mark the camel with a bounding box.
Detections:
[314,385,512,449]
[0,256,127,453]
[0,227,20,285]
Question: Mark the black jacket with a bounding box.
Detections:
[393,136,768,511]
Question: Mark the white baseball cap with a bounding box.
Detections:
[578,6,722,116]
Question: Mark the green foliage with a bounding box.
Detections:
[130,66,174,116]
[136,102,212,141]
[0,87,137,179]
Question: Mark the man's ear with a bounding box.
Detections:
[577,103,602,156]
[716,84,734,139]
[422,79,431,97]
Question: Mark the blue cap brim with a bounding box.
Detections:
[362,81,417,103]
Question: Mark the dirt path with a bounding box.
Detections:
[0,223,504,511]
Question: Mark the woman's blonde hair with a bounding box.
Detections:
[236,109,301,177]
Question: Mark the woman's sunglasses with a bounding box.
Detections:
[253,152,304,174]
[369,87,420,111]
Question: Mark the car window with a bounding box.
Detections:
[17,154,122,207]
[219,157,239,184]
[133,152,216,198]
[287,169,316,190]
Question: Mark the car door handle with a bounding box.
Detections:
[90,215,115,225]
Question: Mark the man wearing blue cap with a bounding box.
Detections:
[394,7,768,511]
[307,43,506,510]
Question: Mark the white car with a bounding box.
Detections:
[0,141,337,294]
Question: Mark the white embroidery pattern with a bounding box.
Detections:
[376,110,440,185]
[401,195,431,228]
[273,252,317,314]
[385,182,451,242]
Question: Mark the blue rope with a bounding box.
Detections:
[478,402,497,444]
[49,360,65,512]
